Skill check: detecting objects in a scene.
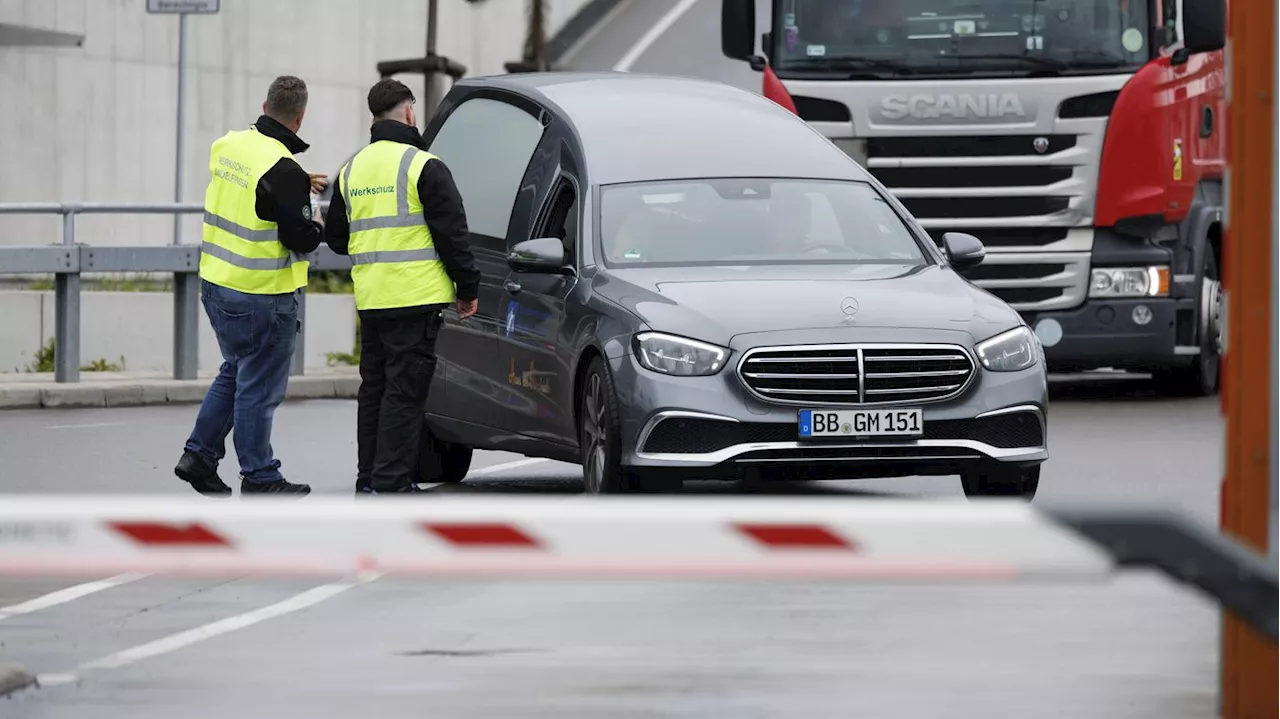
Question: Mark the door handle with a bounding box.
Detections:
[504,279,523,294]
[1200,106,1214,138]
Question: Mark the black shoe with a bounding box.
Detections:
[175,452,232,497]
[240,477,311,496]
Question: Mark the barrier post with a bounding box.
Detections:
[54,209,80,383]
[1221,0,1279,713]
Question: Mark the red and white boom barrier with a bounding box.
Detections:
[0,496,1273,639]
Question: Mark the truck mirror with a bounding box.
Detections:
[721,0,755,60]
[1182,0,1225,54]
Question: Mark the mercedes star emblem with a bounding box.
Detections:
[841,297,860,315]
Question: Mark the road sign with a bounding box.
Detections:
[146,0,219,14]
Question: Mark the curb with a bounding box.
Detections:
[0,375,359,410]
[0,664,36,697]
[546,0,629,64]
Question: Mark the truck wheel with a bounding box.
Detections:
[960,465,1040,500]
[1153,250,1223,396]
[579,356,630,494]
[418,424,472,483]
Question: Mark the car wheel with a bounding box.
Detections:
[1153,249,1223,396]
[418,424,473,483]
[960,465,1040,500]
[579,356,630,494]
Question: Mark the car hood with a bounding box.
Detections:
[593,263,1020,347]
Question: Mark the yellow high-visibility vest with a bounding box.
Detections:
[199,126,310,294]
[339,140,456,311]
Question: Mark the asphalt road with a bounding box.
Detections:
[0,1,1230,715]
[0,378,1224,718]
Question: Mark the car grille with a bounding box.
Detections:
[737,344,974,406]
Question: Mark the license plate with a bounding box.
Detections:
[798,408,923,438]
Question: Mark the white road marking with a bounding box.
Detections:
[416,458,550,489]
[560,0,637,65]
[613,0,704,72]
[0,574,147,622]
[467,457,549,476]
[67,572,382,675]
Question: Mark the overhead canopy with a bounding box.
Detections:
[0,22,84,47]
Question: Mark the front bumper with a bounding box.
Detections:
[609,342,1048,479]
[1025,296,1196,372]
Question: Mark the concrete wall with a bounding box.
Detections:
[0,290,356,374]
[0,0,592,247]
[0,0,594,375]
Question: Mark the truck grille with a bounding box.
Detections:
[738,344,975,406]
[866,135,1077,157]
[863,133,1090,312]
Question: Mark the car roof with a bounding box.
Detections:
[455,72,873,186]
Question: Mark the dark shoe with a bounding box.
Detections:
[175,452,232,497]
[240,477,311,496]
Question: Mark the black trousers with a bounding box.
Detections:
[356,309,443,492]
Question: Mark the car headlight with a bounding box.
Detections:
[975,326,1039,372]
[1089,266,1169,298]
[632,332,728,376]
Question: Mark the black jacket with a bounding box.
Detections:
[325,120,481,314]
[246,115,323,254]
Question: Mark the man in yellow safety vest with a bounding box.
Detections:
[324,79,480,495]
[175,75,327,497]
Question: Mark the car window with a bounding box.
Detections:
[428,97,545,250]
[598,178,927,268]
[539,181,578,266]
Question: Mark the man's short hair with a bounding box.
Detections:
[368,78,415,117]
[265,75,308,121]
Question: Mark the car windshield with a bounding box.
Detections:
[771,0,1152,77]
[598,178,928,268]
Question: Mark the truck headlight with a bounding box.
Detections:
[1089,266,1169,298]
[633,332,728,376]
[975,326,1039,372]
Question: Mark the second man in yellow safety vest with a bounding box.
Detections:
[324,79,481,495]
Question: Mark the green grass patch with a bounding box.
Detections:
[325,314,362,367]
[23,338,125,373]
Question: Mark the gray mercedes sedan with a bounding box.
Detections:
[414,71,1048,498]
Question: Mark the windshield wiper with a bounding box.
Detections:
[784,57,917,75]
[1067,50,1133,67]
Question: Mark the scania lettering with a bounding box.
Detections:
[880,93,1028,120]
[721,0,1228,395]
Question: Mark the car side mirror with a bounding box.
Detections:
[942,232,986,272]
[1182,0,1225,55]
[721,0,755,60]
[508,237,567,274]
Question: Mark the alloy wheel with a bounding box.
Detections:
[581,372,608,494]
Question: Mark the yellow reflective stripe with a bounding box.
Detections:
[349,248,439,265]
[349,214,427,232]
[201,241,306,271]
[203,210,277,241]
[349,146,424,233]
[342,158,354,213]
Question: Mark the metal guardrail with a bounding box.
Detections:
[0,202,352,383]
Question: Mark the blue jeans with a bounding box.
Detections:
[184,280,298,483]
